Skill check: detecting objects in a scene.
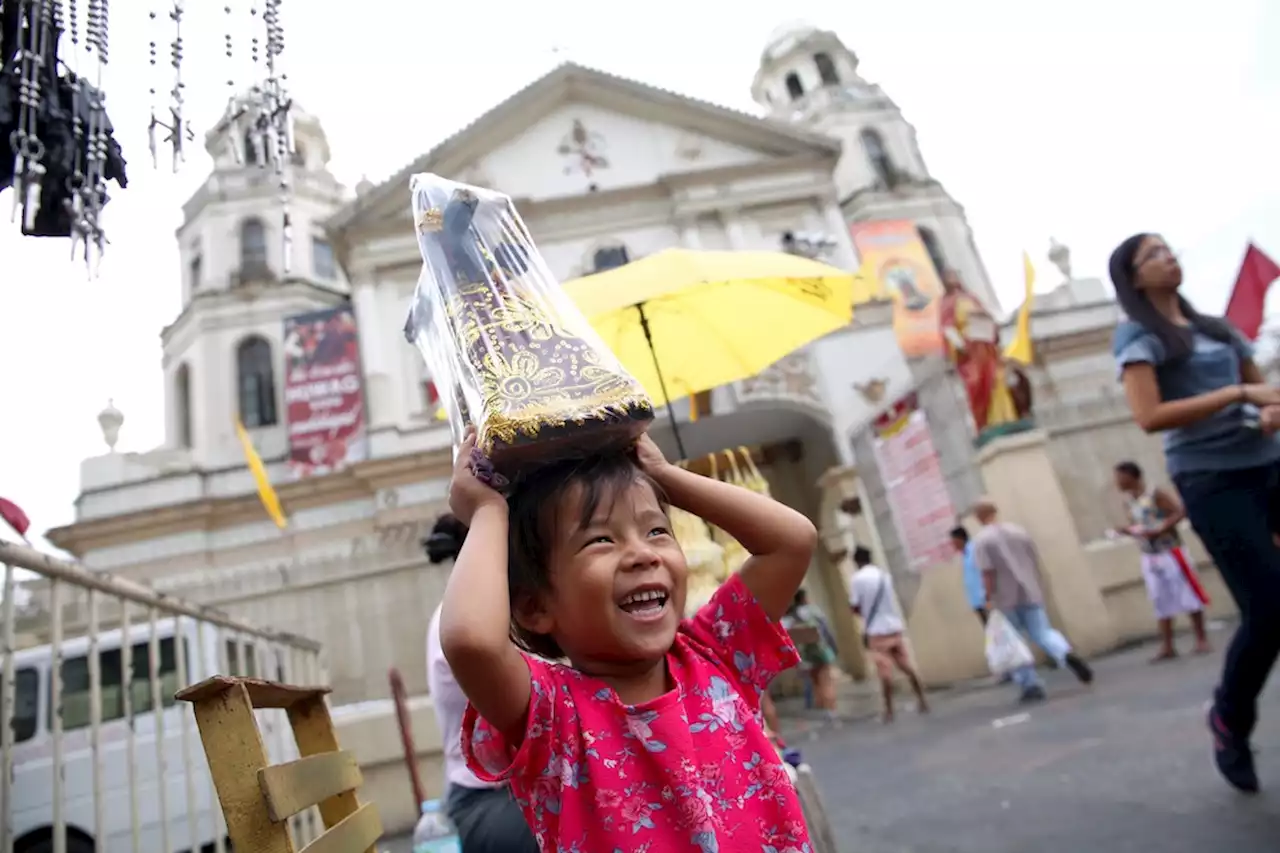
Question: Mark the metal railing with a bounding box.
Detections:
[0,541,328,853]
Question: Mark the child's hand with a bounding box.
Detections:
[448,428,506,525]
[633,433,674,477]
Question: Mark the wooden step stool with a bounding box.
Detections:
[176,676,383,853]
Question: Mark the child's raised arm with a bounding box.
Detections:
[438,430,531,743]
[637,437,816,621]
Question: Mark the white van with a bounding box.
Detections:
[2,618,299,853]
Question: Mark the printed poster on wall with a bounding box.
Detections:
[283,304,368,477]
[871,394,957,571]
[848,220,945,357]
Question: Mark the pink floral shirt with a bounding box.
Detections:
[462,575,810,853]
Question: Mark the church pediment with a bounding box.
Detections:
[328,63,840,237]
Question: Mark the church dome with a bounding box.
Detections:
[204,85,331,166]
[761,20,822,64]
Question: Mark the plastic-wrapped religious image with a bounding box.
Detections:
[403,174,653,477]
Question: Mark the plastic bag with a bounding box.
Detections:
[707,452,751,574]
[733,446,771,497]
[984,610,1034,675]
[403,174,654,477]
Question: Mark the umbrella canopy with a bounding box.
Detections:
[560,248,856,408]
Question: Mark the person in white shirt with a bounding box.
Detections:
[848,546,929,722]
[424,515,537,853]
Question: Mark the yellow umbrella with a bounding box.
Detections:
[561,248,855,456]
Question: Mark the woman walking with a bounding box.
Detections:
[1110,233,1280,793]
[1112,460,1211,660]
[782,588,840,718]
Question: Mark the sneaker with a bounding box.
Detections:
[1019,685,1047,704]
[1208,708,1259,793]
[1065,653,1094,684]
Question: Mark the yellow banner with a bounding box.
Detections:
[848,221,945,356]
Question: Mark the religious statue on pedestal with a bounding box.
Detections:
[938,269,1034,444]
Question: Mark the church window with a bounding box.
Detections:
[312,236,337,280]
[236,336,278,428]
[861,128,896,187]
[592,245,630,272]
[175,363,193,448]
[189,252,203,290]
[814,52,840,85]
[918,226,947,278]
[240,218,268,271]
[785,72,805,101]
[243,129,259,165]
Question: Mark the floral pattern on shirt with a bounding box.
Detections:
[461,574,808,852]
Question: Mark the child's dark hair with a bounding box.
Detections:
[423,513,468,564]
[506,450,668,660]
[949,526,969,543]
[853,545,873,566]
[1114,460,1143,480]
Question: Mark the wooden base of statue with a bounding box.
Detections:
[975,416,1037,448]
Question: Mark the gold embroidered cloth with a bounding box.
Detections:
[404,174,653,475]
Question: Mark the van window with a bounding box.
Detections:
[57,637,187,730]
[223,640,287,681]
[2,667,39,743]
[225,639,258,678]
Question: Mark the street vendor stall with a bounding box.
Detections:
[2,1,297,268]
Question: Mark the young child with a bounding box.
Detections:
[438,428,818,852]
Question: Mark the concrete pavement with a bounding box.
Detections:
[383,637,1279,852]
[803,639,1279,853]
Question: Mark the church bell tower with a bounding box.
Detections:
[752,21,1001,313]
[161,95,351,470]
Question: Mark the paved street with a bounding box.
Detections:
[804,639,1280,853]
[385,637,1279,852]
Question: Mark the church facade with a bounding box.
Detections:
[44,23,1120,702]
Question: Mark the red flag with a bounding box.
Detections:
[0,497,31,538]
[1225,243,1280,340]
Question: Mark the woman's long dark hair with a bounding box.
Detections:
[423,513,467,564]
[1108,233,1236,362]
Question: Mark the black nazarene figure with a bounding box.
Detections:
[405,175,654,479]
[1,0,128,246]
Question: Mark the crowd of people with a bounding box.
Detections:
[413,230,1280,852]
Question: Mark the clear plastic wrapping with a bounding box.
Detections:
[404,173,654,476]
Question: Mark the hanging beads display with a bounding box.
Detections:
[2,0,124,259]
[147,1,194,173]
[0,0,295,269]
[219,0,295,273]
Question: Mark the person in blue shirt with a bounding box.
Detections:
[950,526,988,624]
[1110,232,1280,794]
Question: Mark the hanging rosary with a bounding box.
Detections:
[1,0,295,272]
[219,0,296,273]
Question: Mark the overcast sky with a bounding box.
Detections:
[1,0,1276,551]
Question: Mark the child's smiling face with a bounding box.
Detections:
[526,472,688,675]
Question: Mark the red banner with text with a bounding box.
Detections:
[283,305,368,478]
